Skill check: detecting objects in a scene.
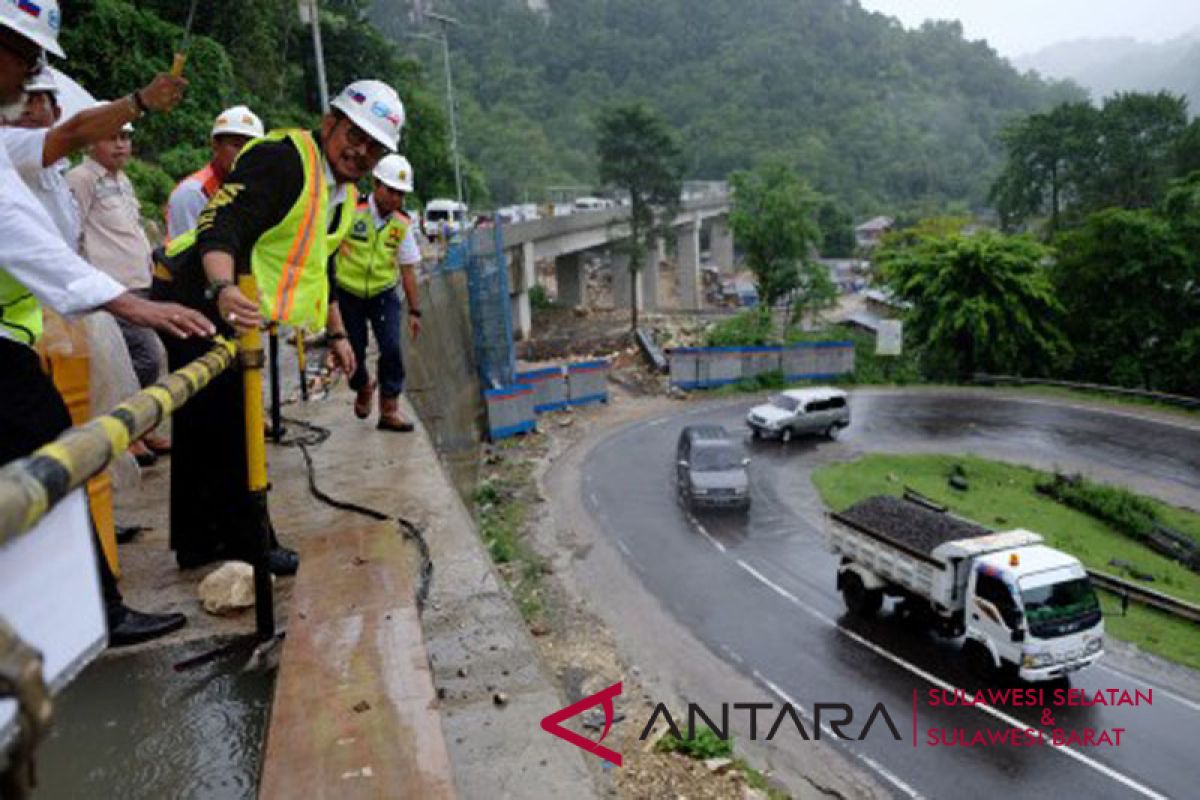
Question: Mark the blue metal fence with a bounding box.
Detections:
[461,225,516,390]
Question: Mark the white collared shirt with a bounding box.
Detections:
[18,157,81,252]
[0,128,124,344]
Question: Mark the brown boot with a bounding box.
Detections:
[378,395,414,432]
[354,379,376,420]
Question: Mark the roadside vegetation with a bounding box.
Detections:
[812,454,1200,670]
[472,438,551,629]
[654,729,789,800]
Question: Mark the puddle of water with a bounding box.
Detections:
[32,636,273,800]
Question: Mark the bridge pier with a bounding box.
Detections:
[610,250,643,312]
[677,215,702,310]
[510,240,536,341]
[642,240,662,311]
[554,251,583,307]
[710,215,735,274]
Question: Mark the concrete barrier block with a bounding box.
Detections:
[485,385,536,440]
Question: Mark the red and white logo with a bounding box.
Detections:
[540,681,623,766]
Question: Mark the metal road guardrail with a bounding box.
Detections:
[1087,569,1200,625]
[973,374,1200,411]
[0,339,237,543]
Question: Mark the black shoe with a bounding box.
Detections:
[265,546,300,576]
[107,605,187,648]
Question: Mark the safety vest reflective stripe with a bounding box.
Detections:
[0,269,41,345]
[272,132,325,322]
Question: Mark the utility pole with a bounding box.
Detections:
[298,0,330,112]
[426,11,465,207]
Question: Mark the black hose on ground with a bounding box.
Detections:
[277,415,433,611]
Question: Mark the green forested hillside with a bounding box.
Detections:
[56,1,458,213]
[374,0,1084,213]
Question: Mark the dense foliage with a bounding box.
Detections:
[875,229,1066,379]
[728,163,833,317]
[56,0,457,216]
[374,0,1081,212]
[991,92,1200,231]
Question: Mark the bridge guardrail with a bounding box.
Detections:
[973,374,1200,411]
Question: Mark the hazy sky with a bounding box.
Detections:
[857,0,1200,58]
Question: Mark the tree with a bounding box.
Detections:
[729,163,832,326]
[595,102,683,332]
[991,92,1191,232]
[817,201,856,258]
[990,102,1098,232]
[1053,208,1198,392]
[877,229,1066,379]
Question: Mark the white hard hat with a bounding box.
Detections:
[0,0,64,58]
[329,79,404,152]
[211,105,264,139]
[24,66,56,94]
[374,154,414,193]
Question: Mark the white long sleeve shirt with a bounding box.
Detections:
[0,128,125,344]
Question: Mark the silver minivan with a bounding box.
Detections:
[746,387,850,442]
[675,425,751,510]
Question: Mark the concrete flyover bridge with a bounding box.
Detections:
[497,182,733,339]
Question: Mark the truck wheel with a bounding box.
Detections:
[825,424,840,440]
[780,427,793,444]
[751,427,761,440]
[841,573,882,617]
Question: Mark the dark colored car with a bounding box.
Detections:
[675,425,751,511]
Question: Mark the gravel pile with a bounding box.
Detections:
[835,495,992,555]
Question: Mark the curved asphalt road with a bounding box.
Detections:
[581,391,1200,799]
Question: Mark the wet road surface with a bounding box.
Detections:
[582,391,1200,799]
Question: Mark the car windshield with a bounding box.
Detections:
[771,395,799,412]
[1021,577,1100,627]
[692,444,743,472]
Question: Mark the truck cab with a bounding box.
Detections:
[965,547,1104,681]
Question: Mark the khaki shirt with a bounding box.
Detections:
[67,157,153,291]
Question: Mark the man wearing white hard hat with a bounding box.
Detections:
[153,79,404,575]
[0,0,217,647]
[333,153,422,431]
[165,104,265,241]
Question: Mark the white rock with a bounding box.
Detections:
[198,561,259,615]
[704,757,734,774]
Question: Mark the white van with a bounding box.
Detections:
[424,199,469,239]
[573,196,611,212]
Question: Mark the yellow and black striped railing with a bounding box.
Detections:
[0,338,238,544]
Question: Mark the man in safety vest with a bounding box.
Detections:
[154,79,404,575]
[334,153,423,431]
[165,104,264,241]
[0,0,216,646]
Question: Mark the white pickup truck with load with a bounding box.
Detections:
[829,494,1104,681]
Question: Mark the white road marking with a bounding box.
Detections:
[736,558,1169,800]
[691,517,727,553]
[754,669,925,799]
[719,643,744,665]
[615,540,632,558]
[1097,663,1200,715]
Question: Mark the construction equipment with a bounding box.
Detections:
[170,0,201,78]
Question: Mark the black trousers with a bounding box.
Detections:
[162,331,275,560]
[0,337,122,612]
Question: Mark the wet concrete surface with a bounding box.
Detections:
[581,389,1200,799]
[32,636,273,800]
